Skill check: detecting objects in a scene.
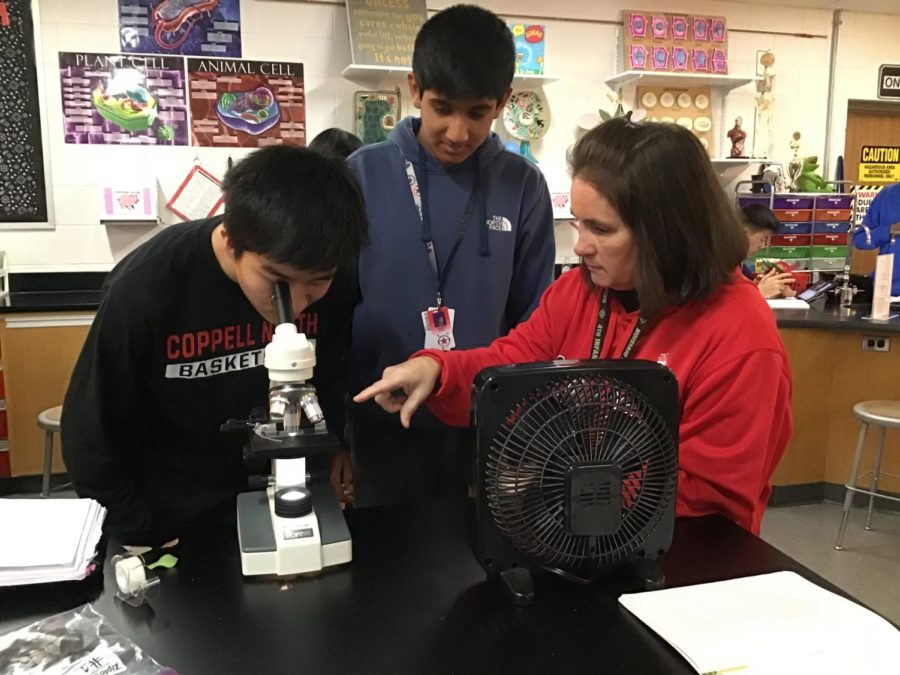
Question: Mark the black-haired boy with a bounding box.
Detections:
[344,4,555,506]
[62,146,367,537]
[741,203,796,299]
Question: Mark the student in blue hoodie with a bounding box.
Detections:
[338,4,555,507]
[853,182,900,296]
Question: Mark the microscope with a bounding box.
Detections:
[225,281,351,577]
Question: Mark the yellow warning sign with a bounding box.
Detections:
[859,145,900,182]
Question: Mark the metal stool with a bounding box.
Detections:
[37,405,62,498]
[834,400,900,550]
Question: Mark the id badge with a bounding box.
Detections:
[421,306,455,351]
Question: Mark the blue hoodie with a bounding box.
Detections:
[348,116,555,427]
[854,183,900,296]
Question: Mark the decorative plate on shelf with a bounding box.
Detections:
[694,116,712,132]
[694,93,710,110]
[503,90,549,141]
[641,91,658,108]
[659,92,675,108]
[676,92,692,108]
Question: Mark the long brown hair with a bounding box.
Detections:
[568,117,747,322]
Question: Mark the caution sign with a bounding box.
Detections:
[859,145,900,182]
[853,184,883,225]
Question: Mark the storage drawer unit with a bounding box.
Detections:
[775,222,812,235]
[811,245,848,258]
[813,208,852,221]
[812,233,849,246]
[774,209,813,222]
[772,196,814,209]
[815,194,853,209]
[811,257,846,270]
[770,234,812,247]
[813,221,850,234]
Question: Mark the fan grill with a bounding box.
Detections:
[485,374,677,573]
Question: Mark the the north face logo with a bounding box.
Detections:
[487,215,512,232]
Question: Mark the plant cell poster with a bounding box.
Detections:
[59,52,189,146]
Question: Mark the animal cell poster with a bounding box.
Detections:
[118,0,241,57]
[59,52,189,145]
[0,0,48,222]
[187,58,306,148]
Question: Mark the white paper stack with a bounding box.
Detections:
[620,571,900,675]
[0,498,106,586]
[766,297,810,310]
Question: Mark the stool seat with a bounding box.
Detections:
[853,401,900,429]
[836,399,900,550]
[38,405,62,432]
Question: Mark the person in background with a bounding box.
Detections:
[309,127,363,160]
[342,4,556,507]
[741,203,796,299]
[355,118,793,536]
[62,146,367,539]
[853,183,900,296]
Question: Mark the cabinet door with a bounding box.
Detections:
[0,314,93,476]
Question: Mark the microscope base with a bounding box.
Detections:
[236,485,352,577]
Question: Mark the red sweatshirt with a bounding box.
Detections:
[417,268,793,535]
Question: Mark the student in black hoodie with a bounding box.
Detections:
[62,146,367,539]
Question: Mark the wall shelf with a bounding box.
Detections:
[604,71,757,92]
[341,64,412,79]
[342,64,556,85]
[513,74,557,86]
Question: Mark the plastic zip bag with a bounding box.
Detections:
[0,603,175,674]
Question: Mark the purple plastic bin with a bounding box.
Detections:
[815,195,853,209]
[737,195,771,208]
[772,196,814,209]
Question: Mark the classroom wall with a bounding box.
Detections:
[829,10,900,174]
[2,0,893,272]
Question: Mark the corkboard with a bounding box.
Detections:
[637,85,713,155]
[622,10,728,74]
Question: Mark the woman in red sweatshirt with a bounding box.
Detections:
[355,116,792,535]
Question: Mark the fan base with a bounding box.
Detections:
[632,558,666,591]
[499,567,535,606]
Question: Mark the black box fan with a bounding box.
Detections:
[471,360,679,605]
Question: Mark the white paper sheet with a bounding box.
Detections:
[619,571,900,675]
[0,498,106,586]
[765,297,810,310]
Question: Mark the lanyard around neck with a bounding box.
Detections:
[406,146,480,307]
[591,288,646,359]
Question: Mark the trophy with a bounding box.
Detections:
[787,131,803,191]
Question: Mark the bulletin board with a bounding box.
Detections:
[346,0,427,67]
[623,10,728,74]
[0,0,48,223]
[637,85,713,155]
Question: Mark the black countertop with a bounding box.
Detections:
[0,290,103,313]
[0,272,106,314]
[774,303,900,333]
[0,500,887,674]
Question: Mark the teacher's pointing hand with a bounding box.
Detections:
[353,356,442,429]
